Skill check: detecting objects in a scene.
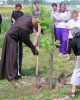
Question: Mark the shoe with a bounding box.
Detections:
[58,53,63,56]
[68,92,76,98]
[63,54,67,56]
[67,57,70,60]
[58,53,67,56]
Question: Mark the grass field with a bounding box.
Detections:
[0,6,33,17]
[0,29,78,100]
[0,7,80,100]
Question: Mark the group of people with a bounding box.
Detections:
[51,2,80,59]
[51,2,80,98]
[0,0,80,98]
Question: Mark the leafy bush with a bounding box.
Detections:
[2,19,10,33]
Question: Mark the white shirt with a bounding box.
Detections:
[66,19,80,38]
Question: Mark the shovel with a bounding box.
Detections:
[58,72,73,84]
[33,24,41,87]
[36,54,40,86]
[35,45,41,87]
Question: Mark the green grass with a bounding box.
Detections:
[0,6,33,17]
[0,27,80,100]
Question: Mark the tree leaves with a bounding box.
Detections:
[40,37,60,52]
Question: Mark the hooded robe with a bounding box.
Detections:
[0,15,37,81]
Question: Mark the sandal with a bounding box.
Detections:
[68,92,76,98]
[11,79,18,85]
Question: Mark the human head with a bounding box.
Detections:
[32,16,38,27]
[72,10,78,20]
[52,3,57,10]
[59,2,66,11]
[71,27,80,37]
[34,1,40,9]
[15,3,22,10]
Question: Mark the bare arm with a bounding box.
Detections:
[11,18,15,23]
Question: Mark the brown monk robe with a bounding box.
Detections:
[0,15,38,83]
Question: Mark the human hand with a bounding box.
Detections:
[65,26,72,30]
[34,50,39,56]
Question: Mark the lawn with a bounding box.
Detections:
[0,7,80,100]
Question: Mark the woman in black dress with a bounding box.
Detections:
[11,3,24,77]
[11,3,24,24]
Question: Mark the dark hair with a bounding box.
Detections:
[52,3,57,7]
[59,2,66,8]
[34,1,39,5]
[15,3,22,9]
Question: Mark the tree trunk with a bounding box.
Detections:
[49,25,54,90]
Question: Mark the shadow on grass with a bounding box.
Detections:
[0,77,4,81]
[22,65,49,77]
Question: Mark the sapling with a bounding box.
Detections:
[41,36,59,90]
[33,6,60,89]
[36,17,60,89]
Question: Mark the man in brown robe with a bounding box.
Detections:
[0,14,39,84]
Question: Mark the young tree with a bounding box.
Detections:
[36,17,59,89]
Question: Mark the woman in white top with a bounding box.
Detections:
[54,2,71,56]
[66,10,80,60]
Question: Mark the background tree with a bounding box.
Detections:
[7,0,15,5]
[23,0,30,5]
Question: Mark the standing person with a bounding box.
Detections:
[0,15,39,84]
[0,14,2,34]
[32,1,42,20]
[66,10,80,60]
[51,3,58,41]
[68,27,80,98]
[11,3,24,24]
[32,1,43,47]
[11,3,24,77]
[54,2,71,56]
